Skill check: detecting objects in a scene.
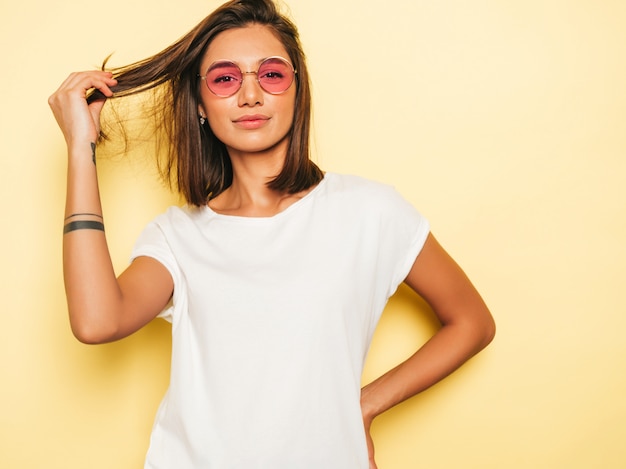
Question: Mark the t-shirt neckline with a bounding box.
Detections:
[201,173,329,222]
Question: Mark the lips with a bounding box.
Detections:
[234,114,269,123]
[232,114,270,130]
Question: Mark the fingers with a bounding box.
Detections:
[48,71,118,145]
[48,71,118,123]
[367,438,377,469]
[88,98,108,126]
[52,70,117,102]
[362,418,377,469]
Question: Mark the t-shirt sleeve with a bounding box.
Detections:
[377,185,430,299]
[129,217,183,323]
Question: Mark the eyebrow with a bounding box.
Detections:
[207,61,239,72]
[206,56,291,73]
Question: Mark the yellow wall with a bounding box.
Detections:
[2,0,625,467]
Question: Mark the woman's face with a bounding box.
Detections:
[198,24,296,156]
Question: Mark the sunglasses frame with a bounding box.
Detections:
[198,56,297,97]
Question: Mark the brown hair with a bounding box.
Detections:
[95,0,323,206]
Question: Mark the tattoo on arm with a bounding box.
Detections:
[91,142,96,165]
[64,213,103,221]
[63,220,105,234]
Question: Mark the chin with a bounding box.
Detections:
[226,134,290,156]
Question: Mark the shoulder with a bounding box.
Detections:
[134,205,206,248]
[322,172,412,211]
[148,205,205,228]
[323,173,429,235]
[322,172,398,200]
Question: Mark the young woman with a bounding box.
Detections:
[48,0,495,467]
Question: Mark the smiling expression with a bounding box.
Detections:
[198,24,296,157]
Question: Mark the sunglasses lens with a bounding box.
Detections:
[203,58,295,96]
[205,62,242,96]
[257,58,294,94]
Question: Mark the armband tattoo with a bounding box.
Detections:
[63,220,105,234]
[64,213,103,221]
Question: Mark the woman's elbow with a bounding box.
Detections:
[477,311,496,350]
[69,313,118,345]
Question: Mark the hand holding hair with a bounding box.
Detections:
[48,71,117,146]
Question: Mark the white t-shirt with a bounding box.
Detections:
[131,173,430,469]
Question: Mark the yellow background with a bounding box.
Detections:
[2,0,625,467]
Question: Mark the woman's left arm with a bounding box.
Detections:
[360,232,496,468]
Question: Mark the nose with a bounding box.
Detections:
[238,71,263,106]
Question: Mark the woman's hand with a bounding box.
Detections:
[48,71,117,147]
[362,412,378,469]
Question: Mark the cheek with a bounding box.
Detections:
[198,87,224,118]
[278,93,297,126]
[204,102,231,137]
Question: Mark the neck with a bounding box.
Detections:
[211,139,293,216]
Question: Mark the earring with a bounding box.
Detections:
[199,115,206,125]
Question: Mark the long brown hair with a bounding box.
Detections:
[94,0,323,206]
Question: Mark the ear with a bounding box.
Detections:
[198,104,206,118]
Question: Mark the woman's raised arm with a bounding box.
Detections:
[49,71,173,344]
